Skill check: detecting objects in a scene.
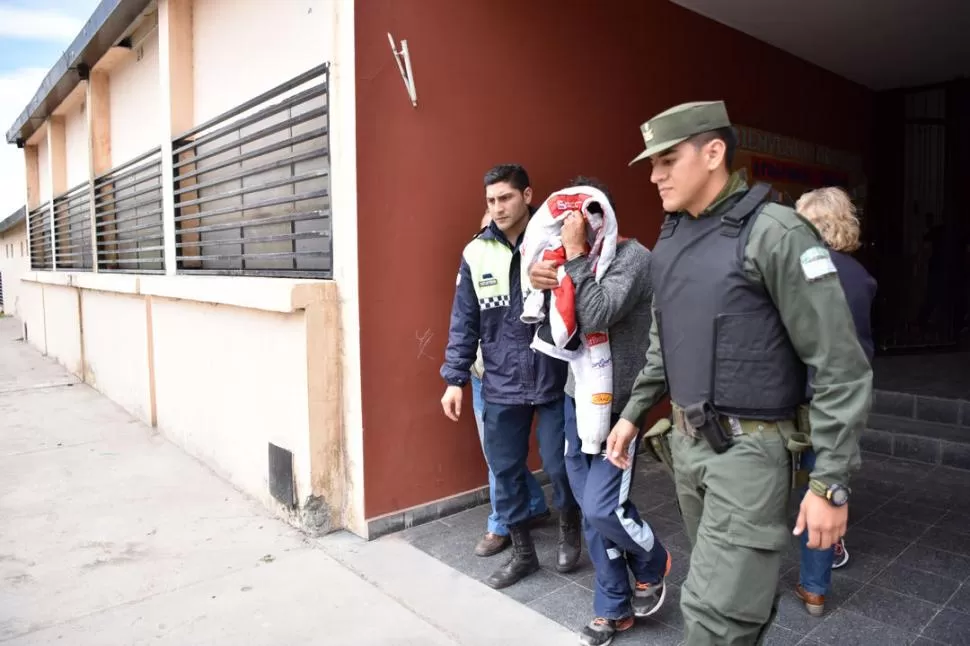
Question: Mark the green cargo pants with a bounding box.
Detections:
[671,422,792,646]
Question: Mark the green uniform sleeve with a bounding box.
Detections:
[748,209,873,487]
[619,298,667,427]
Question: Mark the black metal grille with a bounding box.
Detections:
[879,88,952,351]
[53,181,93,271]
[28,202,52,270]
[94,147,165,273]
[171,64,331,277]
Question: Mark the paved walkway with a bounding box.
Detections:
[0,316,574,646]
[401,421,970,644]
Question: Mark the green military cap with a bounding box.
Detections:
[629,100,732,166]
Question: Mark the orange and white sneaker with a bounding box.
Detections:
[578,616,634,646]
[632,549,672,617]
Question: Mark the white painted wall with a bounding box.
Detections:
[0,222,30,319]
[65,101,89,189]
[326,0,365,534]
[190,0,365,531]
[6,0,365,535]
[81,291,153,425]
[16,275,325,521]
[151,299,313,509]
[17,281,46,355]
[41,284,82,375]
[109,30,161,167]
[192,0,335,124]
[37,138,51,205]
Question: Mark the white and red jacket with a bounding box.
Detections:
[520,186,619,454]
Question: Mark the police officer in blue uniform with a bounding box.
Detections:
[440,164,582,589]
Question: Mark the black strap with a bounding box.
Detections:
[720,182,772,237]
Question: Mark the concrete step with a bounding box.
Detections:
[862,389,970,471]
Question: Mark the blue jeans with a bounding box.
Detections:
[471,375,548,536]
[798,448,835,596]
[563,396,669,619]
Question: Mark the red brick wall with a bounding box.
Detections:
[356,0,872,518]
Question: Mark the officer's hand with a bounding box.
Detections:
[441,386,463,422]
[793,490,848,550]
[606,419,639,469]
[560,211,587,258]
[529,261,560,291]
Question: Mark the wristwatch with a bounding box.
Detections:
[809,479,850,507]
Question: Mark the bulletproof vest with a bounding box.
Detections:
[651,183,806,420]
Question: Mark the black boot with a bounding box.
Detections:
[557,506,582,573]
[485,524,539,589]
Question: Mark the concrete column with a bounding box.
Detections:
[327,0,366,536]
[47,117,67,271]
[157,0,194,276]
[87,71,112,273]
[23,146,40,266]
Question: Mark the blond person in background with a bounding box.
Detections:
[792,186,877,617]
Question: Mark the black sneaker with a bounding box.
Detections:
[632,549,671,617]
[832,537,849,569]
[578,616,633,646]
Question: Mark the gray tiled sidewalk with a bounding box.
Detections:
[399,452,970,645]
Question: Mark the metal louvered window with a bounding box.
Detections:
[22,65,332,279]
[53,181,94,271]
[28,202,52,271]
[171,63,332,277]
[94,148,165,273]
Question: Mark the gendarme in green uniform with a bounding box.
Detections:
[623,102,873,645]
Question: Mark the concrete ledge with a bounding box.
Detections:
[366,470,551,540]
[862,427,970,471]
[873,388,970,427]
[21,271,335,313]
[22,271,74,288]
[74,272,140,295]
[367,484,491,540]
[867,413,970,444]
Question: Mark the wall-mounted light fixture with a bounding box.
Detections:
[387,33,417,108]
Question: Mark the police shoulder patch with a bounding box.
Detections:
[800,246,837,281]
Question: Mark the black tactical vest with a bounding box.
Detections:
[651,184,806,420]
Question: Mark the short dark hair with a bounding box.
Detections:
[690,127,737,167]
[568,175,616,215]
[484,164,530,192]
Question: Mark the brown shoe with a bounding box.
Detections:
[474,532,511,557]
[795,584,825,617]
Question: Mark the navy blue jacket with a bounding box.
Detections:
[807,248,877,398]
[831,250,877,362]
[441,220,567,406]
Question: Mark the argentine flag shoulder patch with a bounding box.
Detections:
[799,246,837,282]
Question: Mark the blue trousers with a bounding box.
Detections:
[471,375,548,536]
[563,396,669,619]
[798,448,835,596]
[482,396,578,528]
